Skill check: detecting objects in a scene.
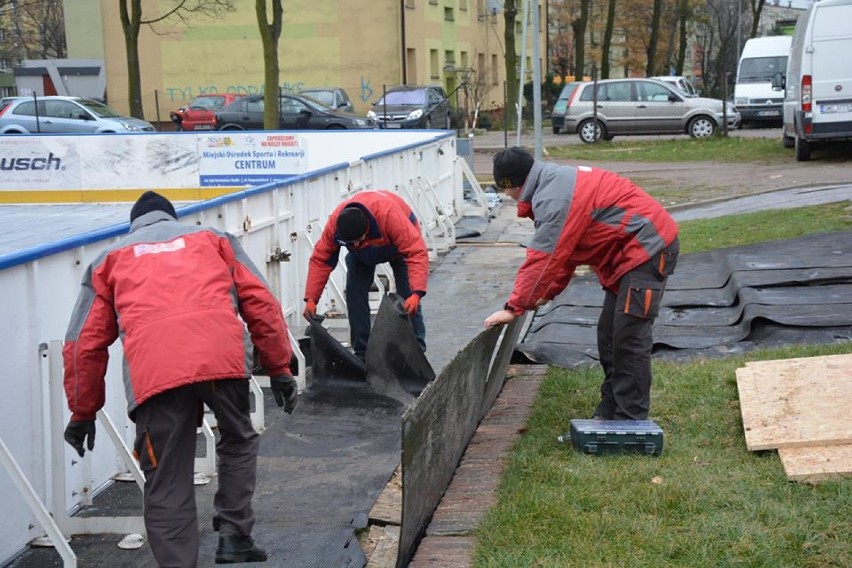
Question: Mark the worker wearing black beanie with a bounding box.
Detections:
[129,190,178,223]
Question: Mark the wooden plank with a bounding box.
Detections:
[778,444,852,483]
[736,353,852,451]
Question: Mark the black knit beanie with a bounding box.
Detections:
[336,206,369,242]
[130,191,177,223]
[492,146,535,190]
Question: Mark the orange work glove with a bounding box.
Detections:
[303,299,317,320]
[403,294,421,316]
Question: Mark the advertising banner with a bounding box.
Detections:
[198,132,308,187]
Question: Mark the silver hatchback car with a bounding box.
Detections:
[0,96,155,134]
[561,78,740,143]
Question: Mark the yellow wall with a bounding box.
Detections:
[62,0,105,59]
[91,0,544,121]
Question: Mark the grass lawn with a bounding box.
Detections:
[473,205,852,568]
[546,135,852,164]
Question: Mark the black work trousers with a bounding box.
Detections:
[595,239,679,420]
[133,379,259,568]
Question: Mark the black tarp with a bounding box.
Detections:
[517,232,852,368]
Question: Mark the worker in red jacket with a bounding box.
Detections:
[485,147,679,421]
[303,190,429,362]
[62,191,296,566]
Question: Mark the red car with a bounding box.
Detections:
[170,93,244,131]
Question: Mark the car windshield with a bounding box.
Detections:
[190,96,228,110]
[377,90,427,106]
[77,99,123,118]
[739,56,788,83]
[296,95,333,112]
[302,91,334,106]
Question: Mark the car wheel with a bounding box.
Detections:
[577,119,605,144]
[219,125,244,131]
[552,126,560,135]
[688,116,716,138]
[782,130,795,149]
[425,117,432,129]
[794,135,811,161]
[326,124,346,130]
[445,114,452,130]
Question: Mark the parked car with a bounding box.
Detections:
[652,75,700,97]
[0,96,155,134]
[215,93,376,130]
[170,93,245,131]
[367,85,451,129]
[561,78,740,143]
[297,87,354,113]
[550,81,582,134]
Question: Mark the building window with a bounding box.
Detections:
[405,0,415,8]
[491,53,499,85]
[429,0,438,5]
[444,7,454,20]
[430,49,439,80]
[460,51,469,70]
[460,0,468,10]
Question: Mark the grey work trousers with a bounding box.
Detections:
[133,379,259,568]
[595,239,679,420]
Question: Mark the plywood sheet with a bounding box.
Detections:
[736,353,852,451]
[778,444,852,483]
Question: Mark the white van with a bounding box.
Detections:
[774,0,852,161]
[734,35,792,126]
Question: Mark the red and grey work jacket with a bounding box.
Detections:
[63,211,293,421]
[304,190,429,302]
[505,161,679,315]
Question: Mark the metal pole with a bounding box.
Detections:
[532,0,542,159]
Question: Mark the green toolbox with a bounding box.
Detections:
[560,419,664,456]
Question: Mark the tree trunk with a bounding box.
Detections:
[646,0,662,76]
[676,0,689,76]
[572,0,590,80]
[120,0,144,119]
[601,0,616,79]
[749,0,766,39]
[256,0,283,130]
[504,0,518,130]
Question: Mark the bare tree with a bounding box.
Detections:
[0,0,65,60]
[119,0,235,119]
[256,0,282,130]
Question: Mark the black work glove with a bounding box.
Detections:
[64,420,96,457]
[270,375,298,413]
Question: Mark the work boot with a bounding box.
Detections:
[215,535,268,564]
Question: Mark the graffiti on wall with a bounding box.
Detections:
[163,77,384,110]
[164,82,308,102]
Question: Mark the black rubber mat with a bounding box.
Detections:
[308,314,369,388]
[517,232,852,367]
[366,293,435,403]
